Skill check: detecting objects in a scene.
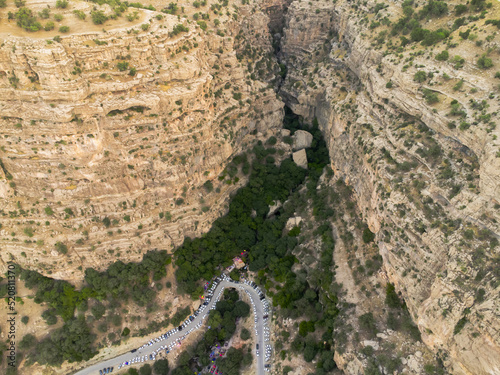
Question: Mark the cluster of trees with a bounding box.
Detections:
[21,316,97,366]
[17,250,172,366]
[391,0,490,47]
[84,250,171,306]
[175,109,329,298]
[21,250,171,325]
[174,146,307,295]
[170,289,252,374]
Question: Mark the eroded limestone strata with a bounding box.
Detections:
[0,7,283,281]
[279,0,500,374]
[1,0,499,374]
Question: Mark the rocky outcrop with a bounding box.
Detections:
[292,148,307,168]
[292,129,313,150]
[280,0,500,374]
[0,5,283,280]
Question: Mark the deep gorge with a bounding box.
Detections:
[0,0,499,374]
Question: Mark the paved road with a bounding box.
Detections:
[72,277,269,375]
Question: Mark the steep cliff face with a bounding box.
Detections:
[280,0,500,374]
[0,6,283,280]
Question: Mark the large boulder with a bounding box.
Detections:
[292,130,313,150]
[293,149,308,169]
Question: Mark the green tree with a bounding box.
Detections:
[413,71,427,83]
[56,0,68,8]
[91,10,108,25]
[153,358,169,374]
[477,55,493,69]
[55,241,68,254]
[240,327,250,340]
[139,364,152,375]
[19,333,36,349]
[385,283,402,308]
[362,228,375,243]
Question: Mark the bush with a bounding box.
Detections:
[55,241,68,254]
[141,23,150,31]
[153,359,169,375]
[54,13,63,21]
[117,61,129,71]
[39,8,50,19]
[435,50,449,61]
[454,4,468,16]
[240,327,250,340]
[423,89,439,104]
[385,283,402,308]
[197,20,207,30]
[386,81,393,88]
[59,26,69,33]
[15,7,43,32]
[359,312,377,335]
[0,0,6,8]
[14,0,26,7]
[362,228,375,243]
[452,55,465,69]
[413,70,427,83]
[477,55,493,69]
[44,21,55,31]
[91,10,108,25]
[139,364,152,375]
[56,0,68,9]
[73,10,86,20]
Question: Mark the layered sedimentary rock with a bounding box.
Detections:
[0,7,283,281]
[280,0,500,373]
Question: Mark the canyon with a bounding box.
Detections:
[0,0,499,374]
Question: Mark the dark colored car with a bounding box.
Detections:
[178,325,183,331]
[131,349,137,353]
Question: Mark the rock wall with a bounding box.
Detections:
[280,0,500,374]
[0,7,283,281]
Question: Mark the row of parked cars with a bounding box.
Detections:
[106,273,272,374]
[239,280,273,372]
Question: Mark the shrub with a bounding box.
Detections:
[362,228,375,243]
[414,70,427,83]
[359,312,377,335]
[129,67,137,76]
[117,61,129,71]
[453,79,464,91]
[203,180,213,192]
[54,14,63,21]
[44,21,55,31]
[386,81,393,88]
[452,55,465,69]
[197,20,207,30]
[15,7,43,32]
[73,10,86,20]
[56,0,68,9]
[477,55,493,69]
[435,50,449,61]
[454,4,468,15]
[0,0,6,8]
[423,89,439,104]
[385,283,402,308]
[59,26,69,33]
[14,0,26,7]
[39,8,50,19]
[55,241,68,254]
[141,23,149,31]
[91,10,108,25]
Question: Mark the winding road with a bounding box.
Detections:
[72,277,270,375]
